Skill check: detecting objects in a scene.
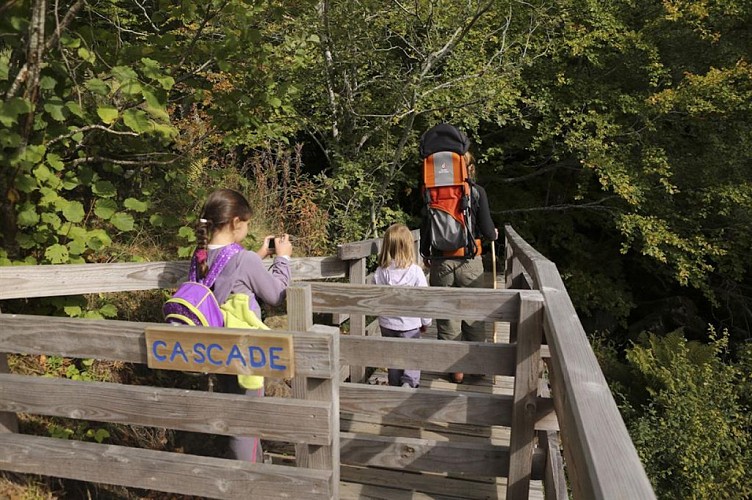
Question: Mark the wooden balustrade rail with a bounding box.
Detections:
[504,224,655,500]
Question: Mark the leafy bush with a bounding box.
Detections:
[620,329,752,498]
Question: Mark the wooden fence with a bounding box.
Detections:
[0,226,655,499]
[0,280,340,498]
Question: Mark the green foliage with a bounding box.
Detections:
[484,0,752,337]
[48,421,110,444]
[289,0,548,238]
[619,329,752,498]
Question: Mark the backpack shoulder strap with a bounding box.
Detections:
[201,243,244,288]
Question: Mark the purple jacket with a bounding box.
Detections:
[373,263,432,331]
[207,245,291,319]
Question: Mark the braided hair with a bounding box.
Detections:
[195,189,253,279]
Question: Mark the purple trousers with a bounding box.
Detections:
[380,326,421,388]
[230,386,265,462]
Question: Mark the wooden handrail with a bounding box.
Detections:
[504,225,655,499]
[0,256,347,300]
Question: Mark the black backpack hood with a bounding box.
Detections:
[419,123,470,158]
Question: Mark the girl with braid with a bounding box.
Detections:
[193,188,292,462]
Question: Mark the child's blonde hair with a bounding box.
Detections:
[378,223,415,269]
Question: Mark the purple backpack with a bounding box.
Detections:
[163,244,243,326]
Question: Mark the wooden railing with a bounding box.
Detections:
[0,225,656,499]
[504,224,656,499]
[0,285,340,499]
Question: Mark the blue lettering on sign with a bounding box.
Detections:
[206,343,223,366]
[149,337,288,372]
[248,346,266,368]
[170,341,189,363]
[152,340,167,361]
[193,342,207,363]
[269,347,286,370]
[226,345,246,366]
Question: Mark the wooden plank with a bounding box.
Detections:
[309,282,535,323]
[0,261,188,300]
[289,256,347,281]
[540,431,568,500]
[504,225,655,500]
[507,294,544,500]
[337,237,382,261]
[336,230,419,260]
[0,433,332,499]
[347,258,367,384]
[0,257,346,300]
[340,413,512,445]
[539,363,568,500]
[417,372,516,395]
[0,373,331,445]
[341,465,509,499]
[0,315,334,378]
[340,432,545,479]
[339,481,446,500]
[342,336,518,376]
[145,326,295,378]
[340,383,557,430]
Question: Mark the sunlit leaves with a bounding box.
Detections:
[110,212,135,231]
[178,226,196,242]
[97,106,119,124]
[16,203,40,227]
[60,200,85,223]
[141,57,174,90]
[45,244,69,264]
[85,78,109,96]
[124,198,148,212]
[77,47,96,64]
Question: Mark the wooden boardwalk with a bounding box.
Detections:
[0,227,656,499]
[340,276,545,499]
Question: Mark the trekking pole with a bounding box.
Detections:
[491,240,498,343]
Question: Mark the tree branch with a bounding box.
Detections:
[6,0,85,99]
[70,155,182,167]
[418,1,493,80]
[493,196,619,214]
[499,164,579,183]
[46,124,139,146]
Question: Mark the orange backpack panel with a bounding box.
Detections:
[422,152,479,257]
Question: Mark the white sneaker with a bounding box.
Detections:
[401,383,412,388]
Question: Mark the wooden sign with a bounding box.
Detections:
[145,326,294,378]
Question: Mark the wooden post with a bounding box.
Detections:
[506,293,544,500]
[505,234,519,342]
[347,257,366,383]
[288,284,340,499]
[0,354,19,434]
[0,307,19,434]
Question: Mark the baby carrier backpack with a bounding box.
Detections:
[420,124,480,259]
[163,243,243,326]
